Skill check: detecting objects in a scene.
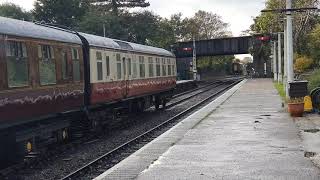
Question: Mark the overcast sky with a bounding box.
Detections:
[1,0,266,36]
[0,0,266,59]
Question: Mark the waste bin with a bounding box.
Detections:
[289,81,308,98]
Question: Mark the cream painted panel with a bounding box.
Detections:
[90,48,97,83]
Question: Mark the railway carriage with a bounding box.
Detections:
[0,17,176,168]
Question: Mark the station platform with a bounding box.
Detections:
[95,79,320,180]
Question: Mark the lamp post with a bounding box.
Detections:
[278,33,282,83]
[283,21,288,96]
[286,0,294,94]
[273,41,278,81]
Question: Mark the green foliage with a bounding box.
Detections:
[308,68,320,92]
[274,83,286,100]
[0,3,33,21]
[251,0,318,54]
[308,24,320,65]
[294,55,314,73]
[181,10,231,41]
[197,56,234,74]
[90,0,150,15]
[33,0,89,27]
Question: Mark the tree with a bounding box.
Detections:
[0,3,33,21]
[308,24,320,65]
[90,0,150,15]
[33,0,89,27]
[184,10,231,41]
[251,0,319,54]
[78,9,130,39]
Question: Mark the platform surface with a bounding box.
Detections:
[95,79,320,180]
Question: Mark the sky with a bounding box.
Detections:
[1,0,266,59]
[1,0,266,36]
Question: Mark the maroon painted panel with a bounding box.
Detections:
[0,84,84,123]
[90,77,176,105]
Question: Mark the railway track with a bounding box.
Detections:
[1,78,242,180]
[61,79,242,180]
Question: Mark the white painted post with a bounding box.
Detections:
[283,24,288,93]
[286,0,294,97]
[273,41,278,81]
[192,37,197,80]
[278,33,282,83]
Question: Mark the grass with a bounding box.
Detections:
[274,82,286,100]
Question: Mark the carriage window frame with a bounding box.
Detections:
[172,59,176,76]
[116,53,122,80]
[167,58,172,76]
[128,58,132,76]
[72,48,80,82]
[5,40,29,88]
[61,51,69,80]
[148,57,154,78]
[38,44,57,86]
[132,58,137,79]
[139,56,145,78]
[105,55,110,77]
[156,58,160,77]
[96,51,103,81]
[162,58,166,76]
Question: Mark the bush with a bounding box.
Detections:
[294,55,313,73]
[308,68,320,92]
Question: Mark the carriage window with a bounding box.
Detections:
[122,57,127,76]
[156,58,160,77]
[128,58,132,76]
[72,48,80,82]
[167,59,171,76]
[139,56,145,78]
[62,52,68,80]
[116,54,121,79]
[106,56,110,77]
[148,57,154,77]
[38,44,56,85]
[6,41,28,87]
[133,58,137,78]
[39,45,54,59]
[162,58,166,76]
[72,48,79,59]
[172,59,176,76]
[96,51,103,81]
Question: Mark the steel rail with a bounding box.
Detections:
[61,79,242,180]
[167,82,225,108]
[173,80,220,98]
